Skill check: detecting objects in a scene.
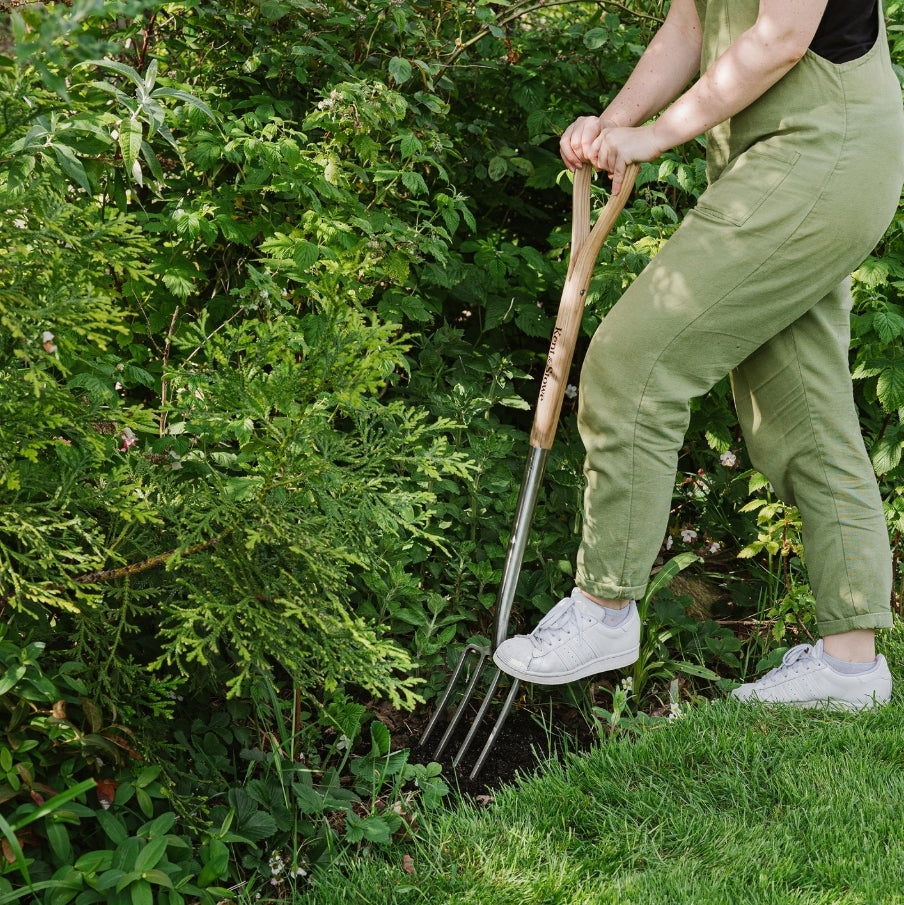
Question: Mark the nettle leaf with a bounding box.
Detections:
[872,309,904,343]
[401,170,428,195]
[877,365,904,411]
[871,435,903,475]
[854,257,891,289]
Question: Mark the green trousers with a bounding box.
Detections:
[576,0,904,635]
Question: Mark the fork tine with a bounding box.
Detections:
[450,666,511,769]
[419,642,489,756]
[466,676,521,780]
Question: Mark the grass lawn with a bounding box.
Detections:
[301,625,904,905]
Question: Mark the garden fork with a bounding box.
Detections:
[420,162,641,779]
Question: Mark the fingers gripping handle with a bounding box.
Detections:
[529,162,639,451]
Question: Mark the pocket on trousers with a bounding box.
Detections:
[694,145,802,228]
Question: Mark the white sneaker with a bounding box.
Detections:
[731,639,892,711]
[492,589,640,685]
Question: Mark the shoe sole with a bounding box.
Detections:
[731,694,889,712]
[492,647,640,685]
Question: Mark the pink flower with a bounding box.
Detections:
[120,428,137,452]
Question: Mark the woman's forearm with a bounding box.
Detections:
[602,0,703,128]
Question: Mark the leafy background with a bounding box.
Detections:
[1,0,902,900]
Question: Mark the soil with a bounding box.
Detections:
[374,684,605,799]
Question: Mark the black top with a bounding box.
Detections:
[810,0,879,63]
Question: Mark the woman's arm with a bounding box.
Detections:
[650,0,830,148]
[560,0,702,171]
[576,0,831,193]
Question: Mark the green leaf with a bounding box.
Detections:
[97,811,128,846]
[75,850,114,873]
[877,365,904,411]
[46,820,72,864]
[135,787,154,818]
[0,664,26,696]
[142,869,175,889]
[643,553,701,605]
[197,839,229,888]
[369,720,391,756]
[51,144,91,193]
[143,58,159,92]
[119,118,143,173]
[872,309,904,343]
[672,660,720,681]
[487,156,508,181]
[130,879,153,905]
[871,435,903,475]
[134,836,168,873]
[401,170,427,195]
[0,809,30,886]
[583,27,610,50]
[7,779,96,833]
[77,58,145,91]
[388,56,412,85]
[152,87,218,124]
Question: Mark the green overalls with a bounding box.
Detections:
[575,0,904,635]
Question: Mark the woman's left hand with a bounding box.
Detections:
[591,124,664,194]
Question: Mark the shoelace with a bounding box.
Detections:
[530,597,586,649]
[757,643,818,684]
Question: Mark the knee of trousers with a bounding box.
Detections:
[578,324,697,461]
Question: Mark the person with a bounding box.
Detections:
[493,0,904,709]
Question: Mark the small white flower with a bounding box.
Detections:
[269,852,285,877]
[664,535,674,551]
[42,330,57,353]
[335,733,352,751]
[719,450,738,468]
[564,384,578,400]
[708,541,721,554]
[668,701,684,721]
[620,676,633,692]
[680,528,697,544]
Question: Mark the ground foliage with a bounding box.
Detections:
[0,0,903,898]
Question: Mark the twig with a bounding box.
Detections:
[439,0,665,76]
[73,535,225,584]
[159,305,179,437]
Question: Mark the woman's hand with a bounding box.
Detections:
[591,124,665,194]
[559,115,611,172]
[560,117,664,195]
